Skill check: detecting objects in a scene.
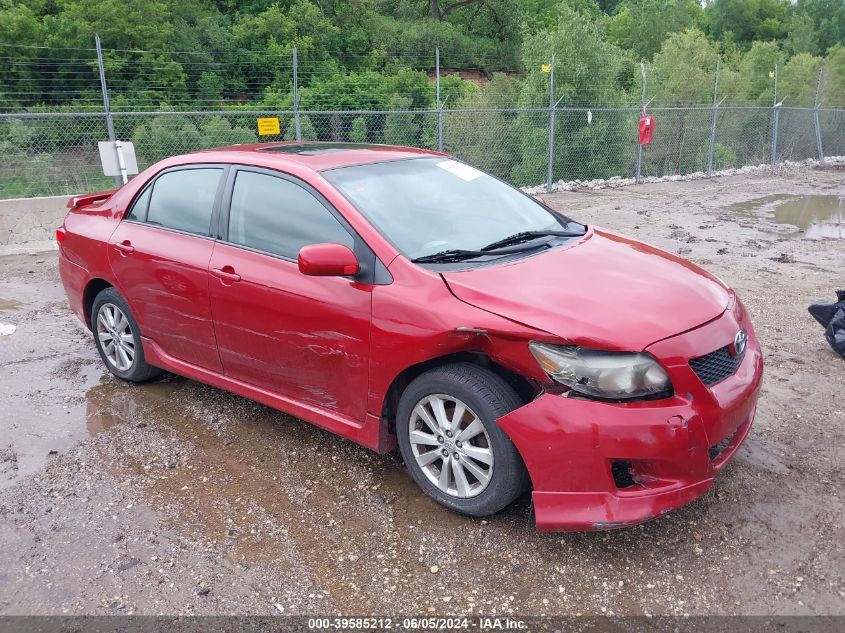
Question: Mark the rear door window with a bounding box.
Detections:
[227,170,353,259]
[145,168,223,236]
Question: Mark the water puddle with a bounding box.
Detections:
[728,194,844,239]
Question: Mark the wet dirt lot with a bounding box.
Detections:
[0,169,843,617]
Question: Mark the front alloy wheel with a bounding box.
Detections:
[409,394,494,498]
[396,363,529,517]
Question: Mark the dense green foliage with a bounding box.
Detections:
[1,0,845,197]
[2,0,844,111]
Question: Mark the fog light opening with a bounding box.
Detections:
[709,427,740,463]
[611,460,637,489]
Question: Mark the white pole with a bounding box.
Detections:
[114,140,128,184]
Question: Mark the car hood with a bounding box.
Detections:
[441,228,731,351]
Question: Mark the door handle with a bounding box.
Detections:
[113,241,135,255]
[211,267,241,283]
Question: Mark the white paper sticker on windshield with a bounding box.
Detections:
[436,160,483,182]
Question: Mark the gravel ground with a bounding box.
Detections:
[0,169,842,617]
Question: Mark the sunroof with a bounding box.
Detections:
[258,143,385,155]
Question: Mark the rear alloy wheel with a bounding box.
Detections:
[91,287,161,383]
[397,363,529,517]
[96,303,135,371]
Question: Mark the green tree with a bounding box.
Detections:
[0,2,48,108]
[780,53,823,106]
[283,115,317,141]
[820,44,845,106]
[516,5,633,183]
[45,0,177,50]
[793,0,845,55]
[520,3,632,108]
[784,12,819,56]
[131,115,256,165]
[348,117,369,142]
[646,29,723,176]
[703,0,791,48]
[231,0,340,59]
[609,0,702,61]
[650,28,721,105]
[382,95,422,145]
[737,40,785,105]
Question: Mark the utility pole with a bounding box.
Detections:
[293,46,301,142]
[706,60,720,176]
[436,48,443,152]
[813,68,824,163]
[95,34,121,187]
[770,64,780,168]
[546,55,555,193]
[635,62,646,184]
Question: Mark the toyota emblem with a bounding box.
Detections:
[731,330,748,357]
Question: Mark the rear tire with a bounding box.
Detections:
[91,287,161,383]
[396,362,529,517]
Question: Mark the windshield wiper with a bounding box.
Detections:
[411,249,486,264]
[411,242,549,264]
[480,229,585,252]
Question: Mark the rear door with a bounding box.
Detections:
[108,165,226,372]
[207,167,373,421]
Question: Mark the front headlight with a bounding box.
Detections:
[529,342,672,401]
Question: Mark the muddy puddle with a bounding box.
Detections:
[80,373,545,613]
[728,194,844,239]
[0,297,21,311]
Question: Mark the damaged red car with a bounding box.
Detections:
[57,143,763,531]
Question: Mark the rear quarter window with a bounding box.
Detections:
[126,186,151,221]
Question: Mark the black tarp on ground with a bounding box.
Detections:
[808,290,845,359]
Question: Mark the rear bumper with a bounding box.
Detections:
[58,253,89,327]
[497,303,763,531]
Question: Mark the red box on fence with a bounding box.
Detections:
[638,114,654,145]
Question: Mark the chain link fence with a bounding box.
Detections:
[2,104,843,199]
[2,41,844,199]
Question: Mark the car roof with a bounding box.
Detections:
[187,142,446,171]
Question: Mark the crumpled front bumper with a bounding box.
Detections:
[497,303,763,531]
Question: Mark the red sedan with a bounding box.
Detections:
[57,143,763,531]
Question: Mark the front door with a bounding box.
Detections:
[208,168,372,421]
[108,166,225,372]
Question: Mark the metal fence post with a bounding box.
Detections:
[635,63,646,184]
[546,55,555,193]
[292,46,301,142]
[813,68,824,163]
[706,60,720,176]
[770,64,779,168]
[436,48,443,152]
[95,34,121,187]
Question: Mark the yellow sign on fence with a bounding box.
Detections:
[257,117,281,136]
[541,64,552,74]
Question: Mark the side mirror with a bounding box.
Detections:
[298,243,360,277]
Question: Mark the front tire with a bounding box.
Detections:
[396,363,529,517]
[91,287,161,383]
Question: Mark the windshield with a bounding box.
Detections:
[323,157,582,261]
